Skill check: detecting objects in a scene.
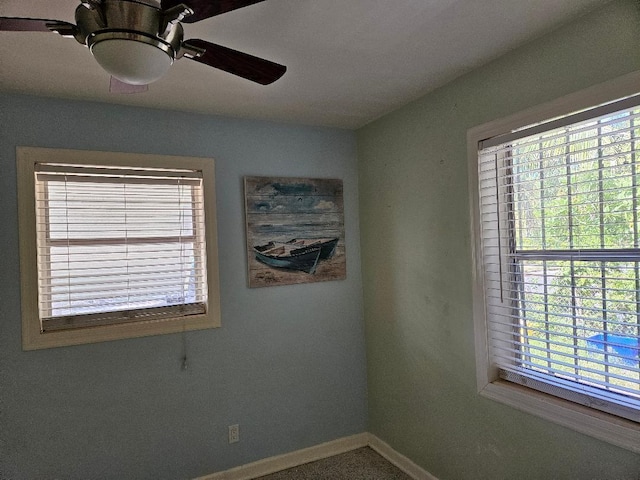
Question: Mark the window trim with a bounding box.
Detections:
[17,147,221,350]
[468,71,640,453]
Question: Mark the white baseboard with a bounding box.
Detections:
[368,434,439,480]
[196,432,438,480]
[197,433,369,480]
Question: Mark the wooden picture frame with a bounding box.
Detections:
[244,176,346,287]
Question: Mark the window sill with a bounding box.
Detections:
[480,379,640,454]
[22,312,219,350]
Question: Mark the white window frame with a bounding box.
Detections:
[17,147,221,350]
[468,71,640,453]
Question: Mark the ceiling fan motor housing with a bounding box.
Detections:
[76,0,188,84]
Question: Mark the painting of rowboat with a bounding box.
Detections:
[244,176,346,287]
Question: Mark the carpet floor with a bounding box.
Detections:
[253,447,413,480]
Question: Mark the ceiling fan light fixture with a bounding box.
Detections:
[1,0,287,87]
[90,34,174,85]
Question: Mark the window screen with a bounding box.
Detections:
[477,97,640,422]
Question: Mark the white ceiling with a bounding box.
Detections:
[0,0,605,129]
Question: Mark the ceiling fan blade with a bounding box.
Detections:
[0,17,76,35]
[183,39,285,85]
[162,0,266,23]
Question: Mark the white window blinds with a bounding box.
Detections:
[34,163,208,332]
[477,97,640,422]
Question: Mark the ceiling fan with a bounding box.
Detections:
[0,0,286,88]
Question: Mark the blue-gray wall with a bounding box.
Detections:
[0,94,367,479]
[358,0,640,479]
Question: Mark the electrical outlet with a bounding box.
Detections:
[228,424,239,444]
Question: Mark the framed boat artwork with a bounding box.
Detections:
[244,176,346,287]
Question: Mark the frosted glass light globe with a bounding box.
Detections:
[91,39,173,85]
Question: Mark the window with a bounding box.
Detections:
[469,73,640,452]
[17,147,220,350]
